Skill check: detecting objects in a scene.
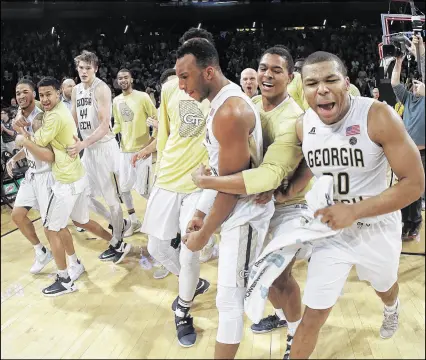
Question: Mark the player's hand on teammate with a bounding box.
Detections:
[407,34,425,61]
[186,216,204,233]
[255,189,274,204]
[146,117,159,129]
[12,111,30,132]
[191,164,211,188]
[182,229,209,252]
[314,203,357,230]
[6,157,17,178]
[67,135,84,157]
[131,149,150,167]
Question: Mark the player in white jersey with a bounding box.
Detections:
[67,51,131,264]
[175,39,274,358]
[7,79,54,274]
[286,52,424,359]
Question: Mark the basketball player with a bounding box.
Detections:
[13,76,89,296]
[113,68,158,237]
[67,50,131,263]
[176,38,274,358]
[240,68,258,98]
[287,52,424,358]
[8,79,54,274]
[141,28,215,321]
[191,46,310,345]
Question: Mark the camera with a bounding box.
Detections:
[382,33,409,58]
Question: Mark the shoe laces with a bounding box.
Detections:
[382,311,398,330]
[260,314,279,326]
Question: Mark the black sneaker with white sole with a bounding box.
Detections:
[172,278,210,311]
[175,315,197,347]
[42,275,77,297]
[251,314,288,334]
[99,245,117,261]
[113,240,132,264]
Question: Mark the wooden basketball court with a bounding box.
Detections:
[1,195,425,359]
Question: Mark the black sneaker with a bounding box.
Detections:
[99,245,117,261]
[251,314,288,334]
[406,224,422,242]
[113,240,132,264]
[42,275,77,297]
[171,278,210,311]
[175,314,197,348]
[283,334,293,359]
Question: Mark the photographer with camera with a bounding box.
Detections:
[391,34,425,239]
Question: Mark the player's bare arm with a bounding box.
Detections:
[17,135,55,163]
[6,148,26,177]
[67,83,111,156]
[183,98,255,252]
[315,102,424,230]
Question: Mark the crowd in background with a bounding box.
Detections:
[2,21,414,107]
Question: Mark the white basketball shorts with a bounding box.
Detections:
[303,211,402,310]
[43,175,90,231]
[82,139,121,206]
[118,151,152,197]
[141,185,202,240]
[14,171,54,223]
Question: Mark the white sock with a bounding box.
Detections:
[67,253,79,265]
[110,236,119,247]
[384,298,399,313]
[287,319,301,337]
[129,212,137,222]
[34,243,44,255]
[275,308,286,321]
[58,269,69,279]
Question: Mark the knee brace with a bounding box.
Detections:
[216,285,246,344]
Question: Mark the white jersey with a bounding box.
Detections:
[24,147,51,176]
[204,82,263,177]
[302,96,388,205]
[24,105,43,134]
[75,77,114,145]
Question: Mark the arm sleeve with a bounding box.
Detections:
[33,112,61,147]
[112,100,121,135]
[242,123,303,194]
[392,84,410,105]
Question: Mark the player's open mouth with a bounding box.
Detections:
[318,102,335,111]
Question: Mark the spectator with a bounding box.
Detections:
[391,34,425,240]
[1,108,17,155]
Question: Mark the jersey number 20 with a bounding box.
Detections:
[323,172,349,195]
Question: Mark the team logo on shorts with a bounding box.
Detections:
[179,100,206,138]
[239,269,249,279]
[349,136,357,145]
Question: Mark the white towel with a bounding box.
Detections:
[244,175,341,324]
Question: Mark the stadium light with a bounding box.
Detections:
[198,23,202,29]
[323,19,327,26]
[51,27,55,35]
[253,21,256,28]
[124,25,128,34]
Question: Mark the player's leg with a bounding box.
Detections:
[13,177,52,274]
[290,240,353,359]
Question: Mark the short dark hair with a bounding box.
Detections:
[176,38,220,69]
[261,46,295,74]
[37,77,61,91]
[117,68,132,77]
[179,27,215,45]
[160,68,176,85]
[302,51,347,77]
[16,78,36,91]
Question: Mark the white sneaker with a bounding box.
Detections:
[124,220,142,238]
[153,265,170,279]
[139,255,153,270]
[75,227,85,232]
[380,299,400,339]
[69,261,85,281]
[200,244,215,263]
[30,249,53,274]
